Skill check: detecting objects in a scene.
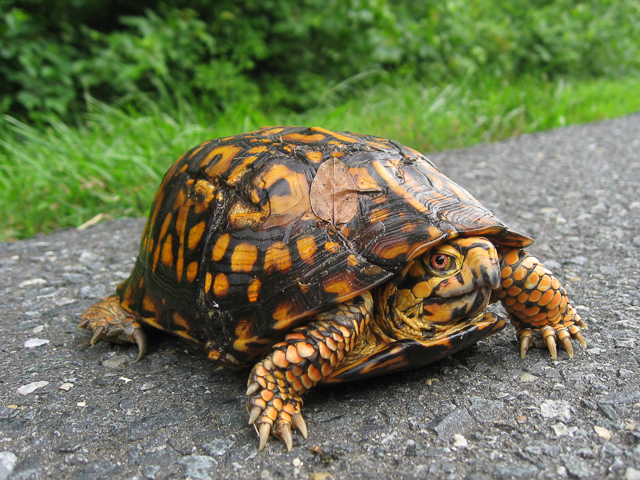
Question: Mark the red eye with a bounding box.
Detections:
[431,253,450,270]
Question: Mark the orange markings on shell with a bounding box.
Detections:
[347,254,359,267]
[371,160,430,215]
[296,343,315,358]
[321,362,332,376]
[523,306,540,316]
[231,243,259,273]
[172,312,189,329]
[378,242,411,260]
[202,145,243,177]
[551,278,561,290]
[159,213,172,242]
[248,145,269,154]
[247,278,261,303]
[188,145,205,159]
[186,261,199,283]
[188,221,206,250]
[285,344,303,364]
[228,156,260,185]
[213,273,229,297]
[504,297,516,307]
[517,292,529,304]
[261,127,285,136]
[281,132,326,143]
[512,302,526,312]
[310,126,359,144]
[173,189,187,211]
[501,278,514,289]
[297,236,317,265]
[204,272,212,293]
[305,151,323,163]
[212,233,231,262]
[161,234,174,267]
[142,294,156,313]
[324,241,340,253]
[323,278,353,296]
[264,242,293,274]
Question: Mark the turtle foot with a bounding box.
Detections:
[518,323,587,360]
[246,359,307,452]
[79,295,147,361]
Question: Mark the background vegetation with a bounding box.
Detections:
[1,0,639,241]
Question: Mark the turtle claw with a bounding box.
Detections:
[292,414,308,439]
[78,317,90,329]
[279,424,293,452]
[519,330,533,359]
[542,327,558,360]
[90,325,107,344]
[246,382,260,396]
[248,406,261,425]
[132,329,148,362]
[258,423,271,451]
[574,330,587,347]
[561,335,574,358]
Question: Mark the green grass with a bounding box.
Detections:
[1,74,639,242]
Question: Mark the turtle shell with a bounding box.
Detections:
[116,126,533,367]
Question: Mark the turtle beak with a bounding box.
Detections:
[465,240,501,290]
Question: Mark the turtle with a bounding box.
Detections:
[80,126,587,452]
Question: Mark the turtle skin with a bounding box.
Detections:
[80,126,587,452]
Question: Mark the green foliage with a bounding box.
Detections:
[1,0,639,121]
[2,74,639,242]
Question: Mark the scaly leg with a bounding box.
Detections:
[78,295,148,361]
[494,249,587,360]
[245,292,373,451]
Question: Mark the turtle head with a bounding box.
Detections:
[375,237,501,342]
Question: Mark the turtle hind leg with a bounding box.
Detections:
[245,292,373,452]
[79,295,148,361]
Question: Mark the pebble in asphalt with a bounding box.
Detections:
[1,114,639,479]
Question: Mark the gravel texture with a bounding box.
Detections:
[1,114,639,480]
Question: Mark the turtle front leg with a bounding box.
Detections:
[494,249,587,360]
[79,295,148,361]
[246,292,373,452]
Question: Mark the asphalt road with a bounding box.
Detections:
[1,114,639,480]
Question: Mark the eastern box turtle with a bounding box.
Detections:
[80,126,587,451]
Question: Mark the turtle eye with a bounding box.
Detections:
[430,253,451,270]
